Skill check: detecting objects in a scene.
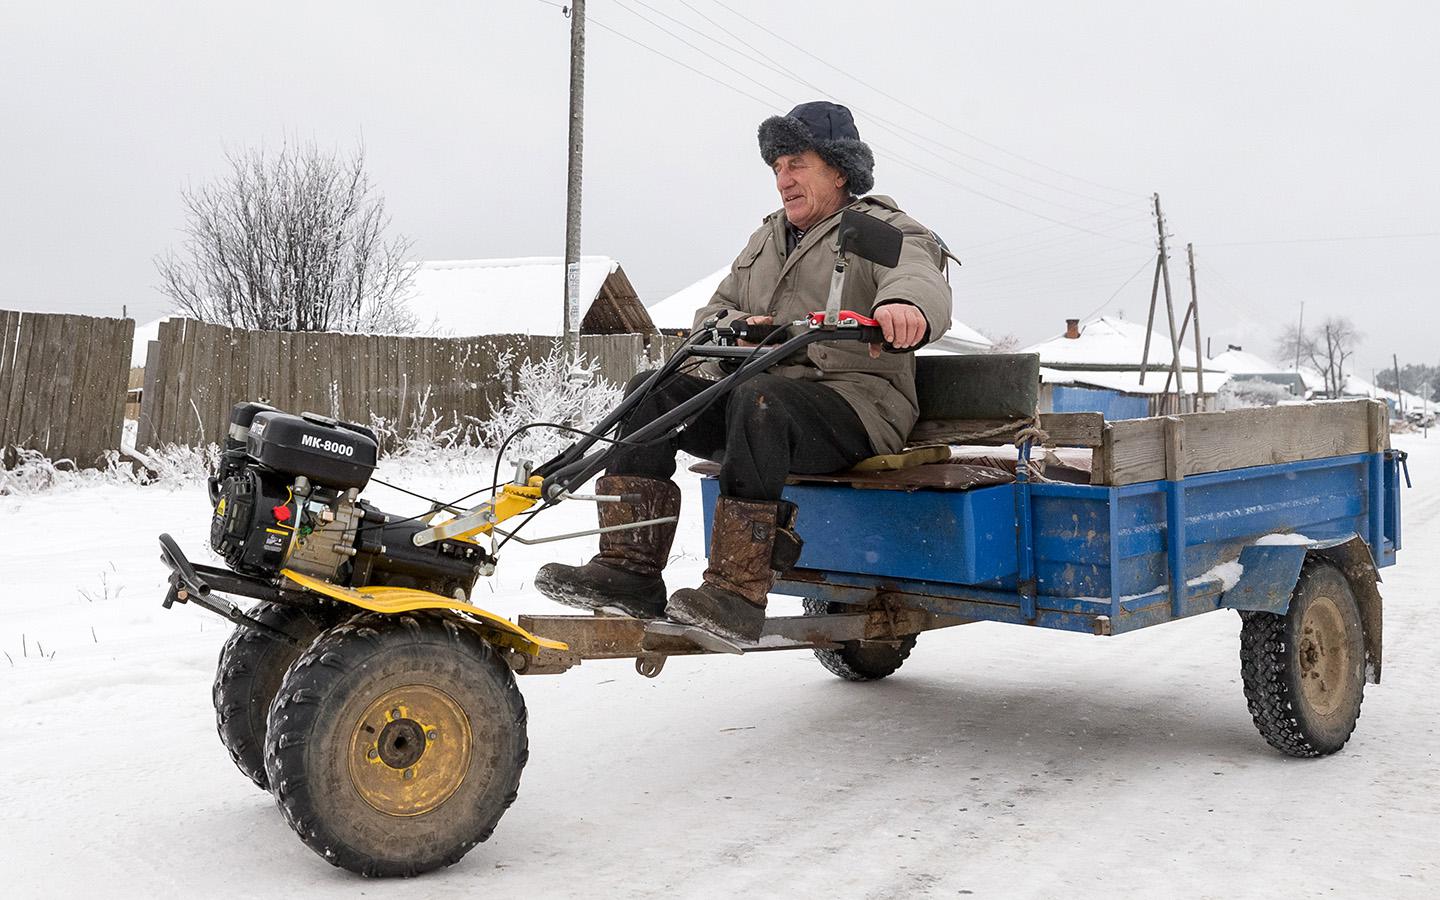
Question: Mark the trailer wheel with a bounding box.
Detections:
[1239,560,1366,757]
[264,613,527,877]
[213,600,340,789]
[802,598,917,681]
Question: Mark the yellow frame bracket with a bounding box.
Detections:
[279,568,568,656]
[411,478,543,547]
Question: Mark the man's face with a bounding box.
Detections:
[773,150,847,231]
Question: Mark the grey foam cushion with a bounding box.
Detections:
[915,353,1040,421]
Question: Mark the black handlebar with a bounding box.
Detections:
[533,318,890,500]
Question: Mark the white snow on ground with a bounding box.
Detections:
[2,440,1438,897]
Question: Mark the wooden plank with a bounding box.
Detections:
[209,324,233,443]
[417,333,435,426]
[189,322,215,444]
[1102,416,1168,485]
[0,309,19,448]
[1163,416,1185,480]
[63,315,100,463]
[1092,424,1113,486]
[907,412,1104,449]
[4,312,39,462]
[18,313,63,453]
[362,333,377,429]
[137,340,160,449]
[1101,400,1376,486]
[181,319,205,444]
[83,317,121,462]
[96,318,131,460]
[226,327,250,428]
[47,315,81,460]
[276,332,294,414]
[1182,400,1372,476]
[153,319,179,444]
[101,318,134,461]
[1367,400,1389,452]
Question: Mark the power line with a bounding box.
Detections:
[610,0,1133,221]
[550,0,1151,250]
[706,0,1148,201]
[1207,231,1440,247]
[1073,257,1156,323]
[669,0,1137,211]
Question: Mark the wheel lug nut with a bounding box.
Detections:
[390,708,402,720]
[403,768,414,780]
[367,748,378,760]
[426,730,438,741]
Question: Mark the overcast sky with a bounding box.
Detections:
[3,1,1437,378]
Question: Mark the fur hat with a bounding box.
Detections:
[758,101,874,195]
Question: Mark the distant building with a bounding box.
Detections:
[1208,347,1308,400]
[408,256,654,337]
[1025,316,1223,419]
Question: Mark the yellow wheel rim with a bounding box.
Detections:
[347,684,472,817]
[1297,595,1352,717]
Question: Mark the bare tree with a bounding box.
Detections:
[156,142,416,333]
[1276,316,1362,397]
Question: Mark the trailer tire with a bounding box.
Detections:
[264,613,527,877]
[1239,560,1366,757]
[213,600,340,789]
[802,598,916,681]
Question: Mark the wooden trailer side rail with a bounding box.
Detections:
[1091,398,1386,485]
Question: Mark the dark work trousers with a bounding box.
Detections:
[605,370,875,501]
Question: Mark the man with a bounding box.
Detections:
[536,101,952,642]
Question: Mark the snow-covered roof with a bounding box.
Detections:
[1341,373,1429,410]
[131,316,173,367]
[646,266,729,330]
[408,256,622,337]
[649,267,993,353]
[1208,347,1284,375]
[1024,315,1208,369]
[1041,366,1229,396]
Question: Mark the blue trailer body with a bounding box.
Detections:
[699,449,1405,638]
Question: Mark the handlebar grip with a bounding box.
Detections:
[732,321,783,343]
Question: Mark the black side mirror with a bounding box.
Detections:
[838,208,903,268]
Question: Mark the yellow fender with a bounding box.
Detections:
[280,569,568,656]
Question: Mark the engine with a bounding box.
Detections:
[208,402,488,600]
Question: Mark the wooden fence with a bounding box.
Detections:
[0,309,134,467]
[136,319,685,449]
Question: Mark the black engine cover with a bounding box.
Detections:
[247,411,378,490]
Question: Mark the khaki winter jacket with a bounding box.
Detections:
[692,195,953,455]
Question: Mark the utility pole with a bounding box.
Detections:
[1138,193,1184,411]
[562,0,586,372]
[1187,243,1204,407]
[1394,353,1404,418]
[1162,242,1207,408]
[1294,301,1305,371]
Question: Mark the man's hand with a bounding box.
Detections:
[870,303,927,358]
[738,314,773,347]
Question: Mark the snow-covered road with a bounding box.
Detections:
[2,439,1437,898]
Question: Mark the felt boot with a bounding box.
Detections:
[534,475,680,618]
[665,496,797,643]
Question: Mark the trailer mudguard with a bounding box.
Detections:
[1219,534,1382,683]
[280,569,568,656]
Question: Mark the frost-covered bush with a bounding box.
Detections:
[0,448,69,495]
[0,443,216,496]
[1218,377,1292,410]
[369,386,484,458]
[479,349,623,465]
